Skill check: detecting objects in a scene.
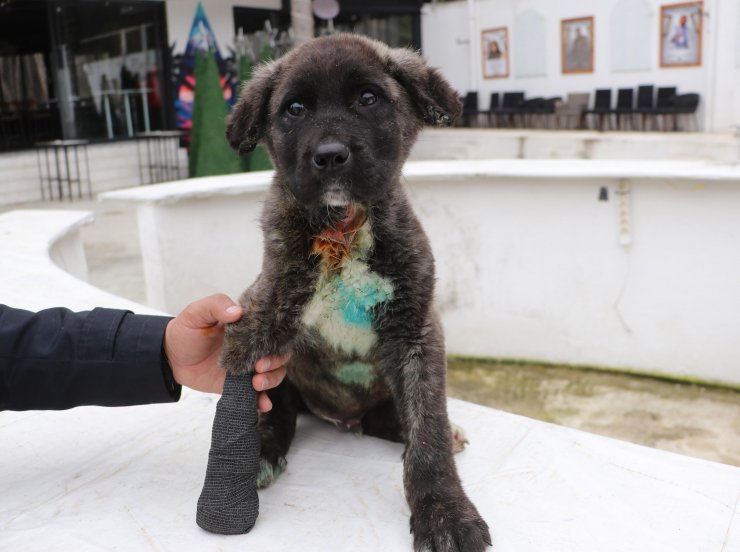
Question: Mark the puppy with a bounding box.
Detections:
[221,34,491,551]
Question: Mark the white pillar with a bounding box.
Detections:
[706,0,740,131]
[467,0,478,105]
[291,0,315,46]
[701,0,717,131]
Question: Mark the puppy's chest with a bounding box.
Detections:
[301,222,394,357]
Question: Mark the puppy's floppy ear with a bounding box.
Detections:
[386,48,462,127]
[226,60,280,154]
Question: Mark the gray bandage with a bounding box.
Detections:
[196,372,260,534]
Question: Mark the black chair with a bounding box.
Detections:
[495,92,525,128]
[656,87,677,106]
[634,85,655,130]
[523,97,561,129]
[521,97,545,128]
[609,88,634,130]
[486,92,500,126]
[658,93,700,131]
[461,91,480,127]
[649,87,678,130]
[583,89,612,131]
[538,96,562,129]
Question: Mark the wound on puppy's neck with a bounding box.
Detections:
[311,203,368,272]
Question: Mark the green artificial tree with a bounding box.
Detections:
[236,49,272,172]
[190,49,242,177]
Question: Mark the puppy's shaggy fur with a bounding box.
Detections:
[222,34,491,551]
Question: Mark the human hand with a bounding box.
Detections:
[163,294,289,412]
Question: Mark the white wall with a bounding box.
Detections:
[409,129,740,163]
[421,0,740,131]
[164,0,281,56]
[419,1,472,99]
[0,141,187,207]
[409,163,740,387]
[102,159,740,387]
[135,191,265,312]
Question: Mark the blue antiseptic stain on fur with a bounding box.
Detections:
[336,279,392,328]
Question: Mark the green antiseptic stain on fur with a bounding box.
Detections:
[335,362,377,388]
[302,223,394,355]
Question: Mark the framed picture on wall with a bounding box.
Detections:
[561,16,594,74]
[660,2,703,67]
[481,27,509,79]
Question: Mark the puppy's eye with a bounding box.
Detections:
[286,101,305,117]
[358,90,377,107]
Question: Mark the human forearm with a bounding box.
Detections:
[0,305,179,411]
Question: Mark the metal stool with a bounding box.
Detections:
[135,130,187,185]
[35,140,91,201]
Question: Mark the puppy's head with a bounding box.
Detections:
[226,34,461,211]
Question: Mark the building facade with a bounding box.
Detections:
[422,0,740,132]
[0,0,427,152]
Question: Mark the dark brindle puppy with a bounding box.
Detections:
[221,34,491,551]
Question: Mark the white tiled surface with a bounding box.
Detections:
[2,397,739,551]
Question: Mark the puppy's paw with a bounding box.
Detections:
[411,494,491,552]
[450,422,469,454]
[256,455,287,489]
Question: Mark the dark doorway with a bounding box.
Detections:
[0,0,172,151]
[0,0,57,149]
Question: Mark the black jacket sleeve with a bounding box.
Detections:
[0,305,181,411]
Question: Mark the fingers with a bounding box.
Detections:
[253,351,290,392]
[257,392,273,413]
[255,351,292,374]
[179,294,243,330]
[252,365,287,393]
[252,352,290,413]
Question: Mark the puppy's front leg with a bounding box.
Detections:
[197,280,295,534]
[379,319,491,552]
[220,282,292,376]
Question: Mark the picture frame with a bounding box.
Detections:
[481,27,509,79]
[561,16,594,74]
[660,2,703,67]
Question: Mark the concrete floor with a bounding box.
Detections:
[5,197,740,468]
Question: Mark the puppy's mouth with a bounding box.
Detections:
[322,188,351,207]
[319,182,364,228]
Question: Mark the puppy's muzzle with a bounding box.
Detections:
[312,141,351,171]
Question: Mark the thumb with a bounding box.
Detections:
[180,294,243,330]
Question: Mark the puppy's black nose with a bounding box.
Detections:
[312,142,350,170]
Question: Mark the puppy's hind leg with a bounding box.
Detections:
[257,379,301,489]
[450,422,469,454]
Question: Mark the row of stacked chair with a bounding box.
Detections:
[461,92,561,129]
[460,87,700,131]
[582,86,699,131]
